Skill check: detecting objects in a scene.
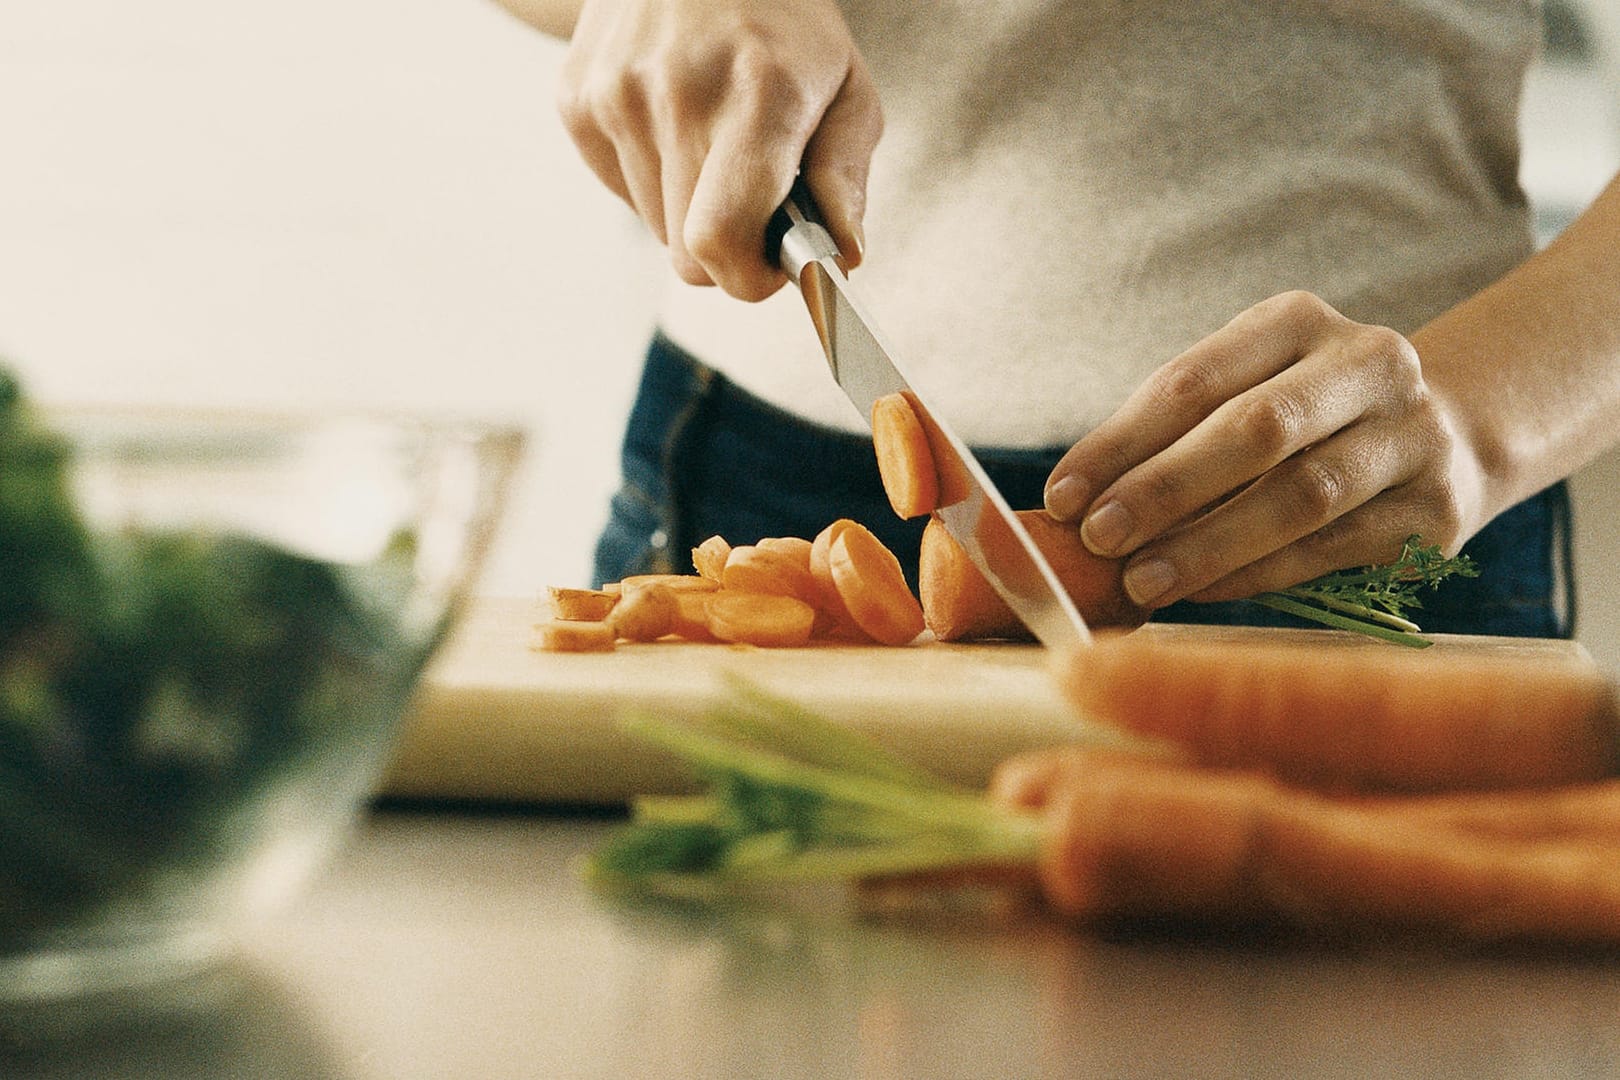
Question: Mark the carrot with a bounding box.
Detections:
[871,392,939,519]
[918,510,1149,641]
[619,573,720,593]
[667,589,721,642]
[990,746,1620,944]
[532,619,617,653]
[902,390,970,507]
[692,535,731,583]
[706,590,818,648]
[808,520,875,642]
[827,521,926,646]
[609,582,678,642]
[722,541,819,604]
[1058,629,1620,793]
[547,586,618,622]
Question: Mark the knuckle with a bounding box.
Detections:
[1284,457,1349,521]
[1147,355,1222,411]
[1231,392,1305,459]
[1269,289,1332,326]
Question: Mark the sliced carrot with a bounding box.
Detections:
[722,542,819,604]
[903,390,970,507]
[827,521,925,646]
[609,582,678,642]
[532,619,617,653]
[918,510,1148,641]
[1058,630,1620,793]
[706,590,818,648]
[667,589,721,642]
[547,586,619,622]
[692,535,732,583]
[619,573,721,593]
[871,391,939,519]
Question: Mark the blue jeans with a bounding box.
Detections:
[595,334,1574,638]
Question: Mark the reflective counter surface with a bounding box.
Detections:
[4,806,1619,1079]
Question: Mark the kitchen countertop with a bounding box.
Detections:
[6,806,1618,1080]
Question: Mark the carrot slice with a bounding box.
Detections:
[918,510,1148,641]
[827,521,925,646]
[706,591,818,648]
[903,390,970,507]
[619,573,721,593]
[871,392,939,519]
[1058,631,1620,793]
[692,535,732,583]
[547,586,618,622]
[667,589,720,642]
[609,582,678,642]
[532,619,617,653]
[722,542,818,604]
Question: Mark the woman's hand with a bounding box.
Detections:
[556,0,883,301]
[1043,290,1489,609]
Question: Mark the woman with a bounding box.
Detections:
[499,0,1620,637]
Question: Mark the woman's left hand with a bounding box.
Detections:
[1042,290,1489,609]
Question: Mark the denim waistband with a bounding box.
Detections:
[594,332,1573,638]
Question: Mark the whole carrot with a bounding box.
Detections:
[1060,629,1620,792]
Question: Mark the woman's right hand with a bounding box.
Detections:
[557,0,883,301]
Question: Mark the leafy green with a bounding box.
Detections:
[585,677,1044,890]
[1248,535,1478,648]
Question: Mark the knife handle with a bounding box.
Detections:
[765,174,843,281]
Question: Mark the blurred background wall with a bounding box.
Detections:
[1,2,1616,667]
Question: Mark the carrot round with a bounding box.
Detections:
[1058,630,1620,792]
[918,510,1149,641]
[532,619,617,653]
[692,535,732,583]
[609,582,678,642]
[807,520,875,642]
[871,392,939,519]
[902,390,970,507]
[706,591,817,648]
[723,541,819,604]
[547,586,618,622]
[667,589,721,642]
[827,521,925,646]
[619,573,720,594]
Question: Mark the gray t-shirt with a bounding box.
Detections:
[657,0,1541,447]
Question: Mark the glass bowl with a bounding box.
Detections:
[0,403,524,1002]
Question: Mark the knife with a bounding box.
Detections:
[765,177,1091,651]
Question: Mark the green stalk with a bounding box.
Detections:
[1248,593,1432,648]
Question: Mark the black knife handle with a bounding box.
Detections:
[764,174,830,273]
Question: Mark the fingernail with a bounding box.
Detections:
[1044,476,1087,521]
[1081,501,1133,555]
[849,220,866,264]
[1123,558,1177,607]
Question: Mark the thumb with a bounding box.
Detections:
[800,59,883,268]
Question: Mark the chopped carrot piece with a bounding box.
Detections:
[692,535,732,582]
[547,586,619,622]
[903,390,970,507]
[667,589,721,642]
[809,520,875,642]
[619,573,721,593]
[827,521,925,646]
[871,392,939,519]
[609,582,678,642]
[706,591,817,648]
[532,619,617,653]
[723,542,819,604]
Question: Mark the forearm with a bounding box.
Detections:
[1415,172,1620,523]
[485,0,584,38]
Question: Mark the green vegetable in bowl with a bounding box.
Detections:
[0,369,435,950]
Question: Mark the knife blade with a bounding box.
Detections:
[765,177,1091,651]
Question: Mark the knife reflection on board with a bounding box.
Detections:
[765,177,1091,652]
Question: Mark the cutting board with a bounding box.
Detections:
[378,597,1600,805]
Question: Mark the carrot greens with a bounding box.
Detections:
[584,678,1044,888]
[1248,535,1478,648]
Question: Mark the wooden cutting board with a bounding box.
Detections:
[378,597,1601,805]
